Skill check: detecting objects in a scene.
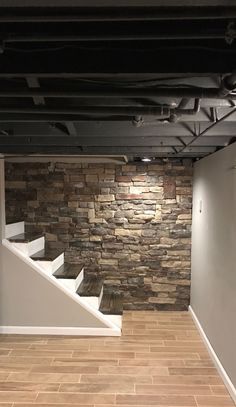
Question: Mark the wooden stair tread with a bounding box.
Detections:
[30,248,63,261]
[8,232,44,243]
[99,292,123,315]
[53,263,83,279]
[77,276,103,297]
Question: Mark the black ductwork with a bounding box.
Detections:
[0,101,200,116]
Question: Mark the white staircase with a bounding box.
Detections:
[2,221,123,335]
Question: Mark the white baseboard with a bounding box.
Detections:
[189,306,236,404]
[0,325,121,336]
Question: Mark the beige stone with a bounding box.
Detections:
[96,194,115,202]
[99,259,118,266]
[148,297,176,304]
[115,229,142,237]
[178,214,192,220]
[152,283,176,292]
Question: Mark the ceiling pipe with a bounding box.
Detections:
[0,87,235,99]
[169,98,200,122]
[0,106,171,116]
[1,7,236,22]
[4,32,227,42]
[0,100,201,121]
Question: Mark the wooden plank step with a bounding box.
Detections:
[8,232,44,243]
[77,276,103,297]
[30,248,63,261]
[53,263,84,279]
[99,292,123,315]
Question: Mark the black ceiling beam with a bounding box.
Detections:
[0,87,235,99]
[0,48,235,75]
[0,7,236,22]
[0,135,230,147]
[0,145,214,156]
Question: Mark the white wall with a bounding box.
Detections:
[191,143,236,389]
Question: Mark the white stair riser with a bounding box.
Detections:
[57,269,84,292]
[36,253,64,275]
[106,315,122,329]
[82,297,100,309]
[81,286,103,310]
[5,222,24,238]
[75,268,84,291]
[11,237,45,256]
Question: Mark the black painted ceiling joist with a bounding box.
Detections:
[0,6,236,22]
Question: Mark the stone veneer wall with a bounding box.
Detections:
[5,160,193,310]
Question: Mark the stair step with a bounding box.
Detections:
[8,232,44,243]
[53,263,84,279]
[77,276,103,297]
[30,248,63,261]
[99,292,123,315]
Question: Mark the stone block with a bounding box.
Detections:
[115,228,142,237]
[96,194,115,202]
[86,174,98,182]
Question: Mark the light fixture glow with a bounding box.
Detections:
[141,157,152,162]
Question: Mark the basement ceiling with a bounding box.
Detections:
[0,1,236,159]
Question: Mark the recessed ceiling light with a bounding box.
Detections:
[141,157,152,162]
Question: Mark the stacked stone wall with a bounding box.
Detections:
[5,160,193,310]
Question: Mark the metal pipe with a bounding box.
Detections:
[4,32,226,42]
[0,106,171,116]
[1,7,236,22]
[0,88,235,99]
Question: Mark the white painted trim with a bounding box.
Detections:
[2,239,121,334]
[5,221,24,239]
[106,315,122,329]
[189,306,236,404]
[0,326,120,336]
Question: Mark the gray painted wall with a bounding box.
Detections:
[0,245,107,327]
[191,143,236,388]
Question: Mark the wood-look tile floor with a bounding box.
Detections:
[0,311,234,406]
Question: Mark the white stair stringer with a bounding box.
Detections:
[106,315,122,330]
[1,239,121,336]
